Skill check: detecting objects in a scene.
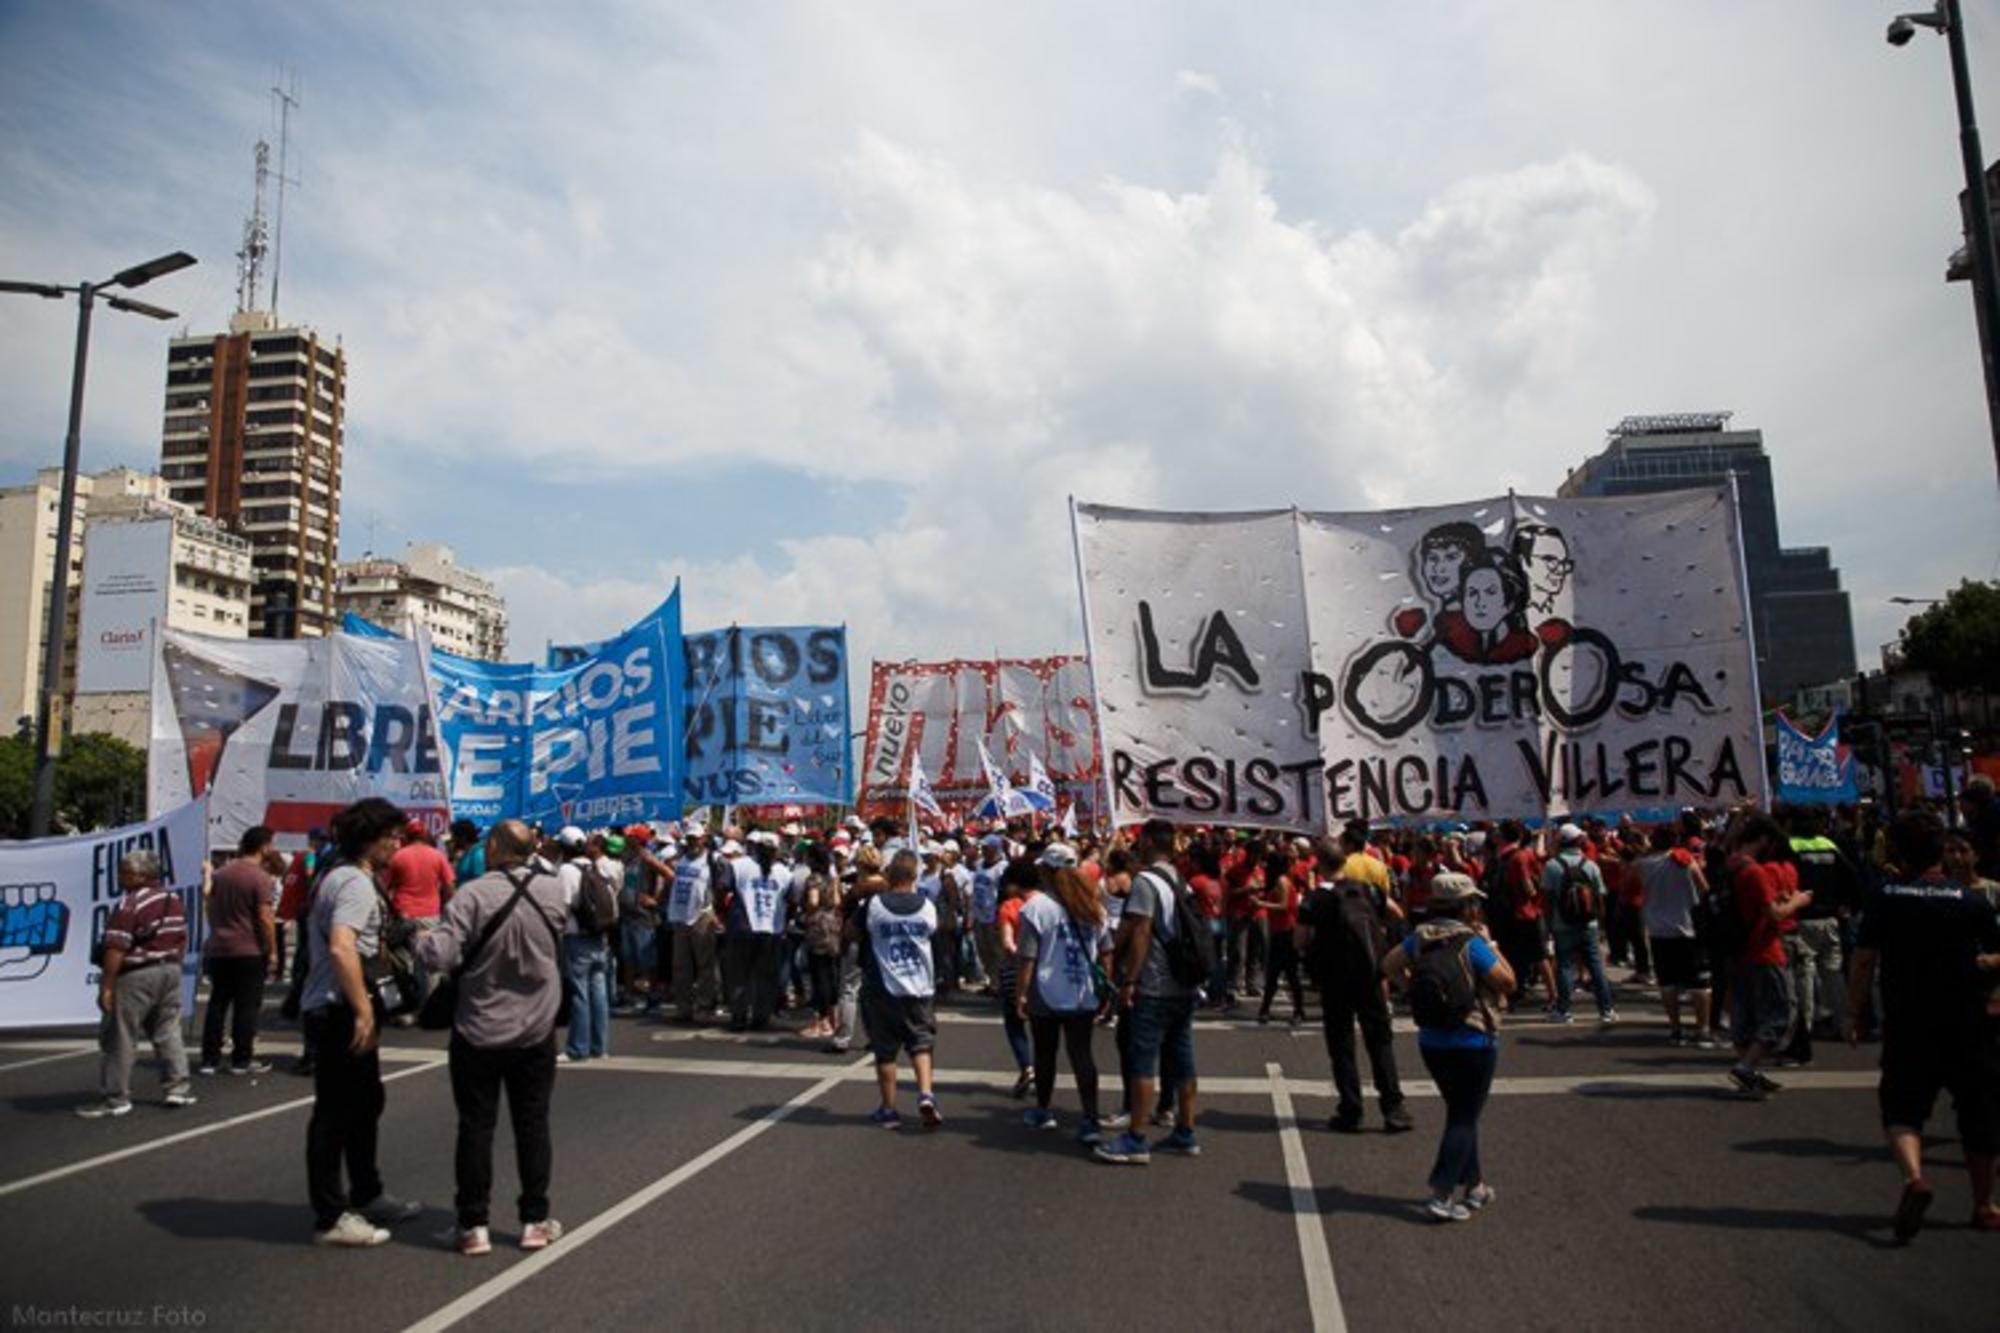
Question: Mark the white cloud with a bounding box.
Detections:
[497,134,1654,673]
[1174,69,1222,99]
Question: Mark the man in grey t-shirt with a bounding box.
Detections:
[1096,819,1200,1165]
[303,864,382,1016]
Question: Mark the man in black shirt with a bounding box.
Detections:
[1846,811,2000,1241]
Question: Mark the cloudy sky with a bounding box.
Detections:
[3,1,1996,679]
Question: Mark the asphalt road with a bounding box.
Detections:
[0,972,1991,1333]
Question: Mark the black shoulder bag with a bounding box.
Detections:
[418,868,536,1031]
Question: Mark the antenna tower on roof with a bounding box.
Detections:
[269,70,301,319]
[233,138,270,314]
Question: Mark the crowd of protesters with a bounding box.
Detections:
[76,774,2000,1247]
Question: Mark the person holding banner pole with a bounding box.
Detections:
[77,850,197,1119]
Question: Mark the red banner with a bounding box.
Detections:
[857,657,1101,814]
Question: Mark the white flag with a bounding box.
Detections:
[977,738,1014,804]
[1028,749,1058,805]
[1059,802,1078,839]
[909,750,945,819]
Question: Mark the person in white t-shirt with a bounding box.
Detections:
[850,852,941,1131]
[1013,845,1114,1144]
[725,833,792,1031]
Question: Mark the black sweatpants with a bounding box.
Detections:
[201,955,267,1068]
[1030,1011,1101,1119]
[303,1005,386,1231]
[1320,979,1405,1122]
[449,1033,557,1229]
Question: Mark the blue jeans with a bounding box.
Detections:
[1552,920,1615,1016]
[564,935,612,1058]
[1419,1043,1496,1196]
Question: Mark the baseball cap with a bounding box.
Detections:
[604,834,627,855]
[1557,823,1586,844]
[721,839,743,856]
[1429,872,1484,904]
[1037,842,1079,869]
[558,825,587,848]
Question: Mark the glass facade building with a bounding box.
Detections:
[1558,414,1855,703]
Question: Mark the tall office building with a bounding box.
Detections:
[159,310,345,637]
[1559,412,1856,703]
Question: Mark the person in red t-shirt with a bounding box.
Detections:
[1726,814,1811,1097]
[1222,840,1267,1007]
[1489,821,1558,1013]
[385,822,456,923]
[1185,843,1229,1006]
[1254,851,1305,1026]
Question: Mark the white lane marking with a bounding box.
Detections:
[1267,1061,1347,1333]
[0,1059,447,1199]
[537,1051,1878,1098]
[0,1048,96,1075]
[0,1038,98,1054]
[400,1057,869,1333]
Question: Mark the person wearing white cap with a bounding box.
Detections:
[1383,872,1515,1222]
[1014,843,1114,1143]
[723,833,791,1031]
[554,828,614,1063]
[667,830,728,1022]
[1541,824,1617,1025]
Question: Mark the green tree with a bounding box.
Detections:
[1899,579,2000,696]
[0,734,32,839]
[53,731,148,832]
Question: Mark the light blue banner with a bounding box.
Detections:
[344,590,685,826]
[682,626,851,807]
[1774,711,1857,805]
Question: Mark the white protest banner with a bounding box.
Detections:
[1071,506,1324,831]
[858,657,1100,813]
[1074,489,1763,830]
[0,797,208,1030]
[148,630,451,852]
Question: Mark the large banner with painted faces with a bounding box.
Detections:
[0,797,210,1030]
[344,592,685,828]
[1073,489,1764,831]
[682,626,851,807]
[147,631,450,852]
[857,657,1100,813]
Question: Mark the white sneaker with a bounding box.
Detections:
[1464,1183,1496,1211]
[163,1089,199,1108]
[519,1219,564,1250]
[74,1098,132,1119]
[455,1225,492,1257]
[1425,1196,1472,1223]
[314,1211,391,1248]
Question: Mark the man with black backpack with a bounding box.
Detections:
[556,827,619,1063]
[1301,835,1414,1135]
[1095,819,1207,1165]
[1541,824,1617,1025]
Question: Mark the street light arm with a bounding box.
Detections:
[104,294,178,321]
[105,250,196,290]
[0,280,71,299]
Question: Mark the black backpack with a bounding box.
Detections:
[1334,881,1389,975]
[1701,860,1749,957]
[1142,867,1217,991]
[573,860,620,933]
[1407,930,1479,1029]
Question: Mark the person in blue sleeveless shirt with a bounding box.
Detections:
[849,852,942,1131]
[1383,872,1515,1222]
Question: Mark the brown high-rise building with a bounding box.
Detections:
[158,311,345,637]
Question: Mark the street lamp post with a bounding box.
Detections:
[1889,1,2000,486]
[0,251,195,838]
